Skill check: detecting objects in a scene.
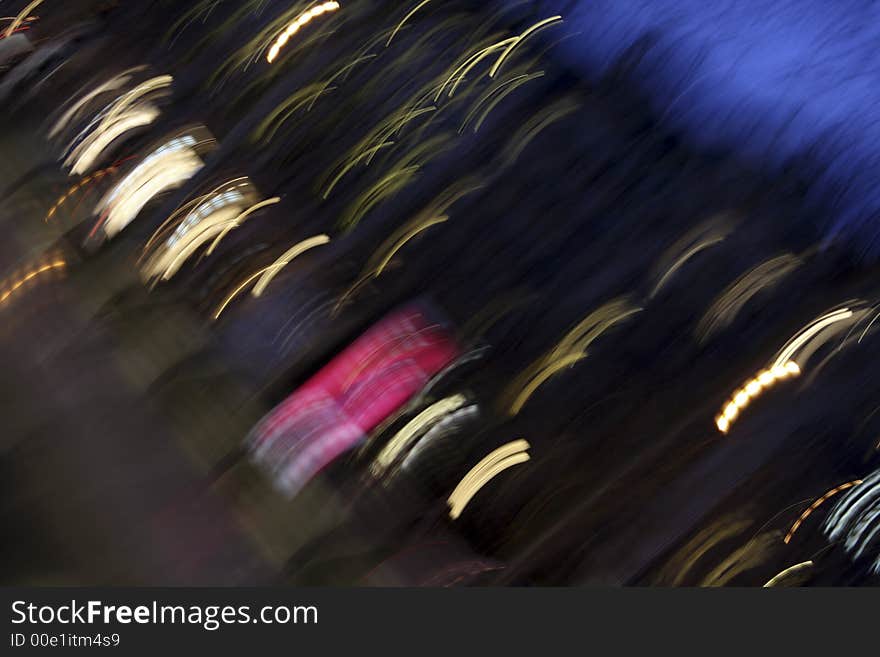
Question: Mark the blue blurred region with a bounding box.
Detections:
[507,0,880,257]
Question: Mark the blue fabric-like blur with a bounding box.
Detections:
[505,0,880,256]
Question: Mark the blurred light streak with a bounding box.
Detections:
[322,141,395,199]
[784,480,862,544]
[697,253,802,342]
[386,0,432,47]
[399,404,479,472]
[141,177,250,254]
[503,98,580,166]
[506,297,641,415]
[45,166,118,222]
[824,469,880,569]
[278,297,337,357]
[338,137,449,230]
[3,0,41,38]
[655,516,752,586]
[387,106,437,144]
[464,71,546,134]
[652,237,726,296]
[49,68,145,139]
[825,470,880,539]
[335,53,376,83]
[717,306,862,433]
[322,68,466,201]
[94,132,208,239]
[510,353,586,416]
[266,1,340,64]
[322,98,439,200]
[857,308,880,343]
[374,215,448,277]
[67,107,160,176]
[203,197,281,256]
[700,531,778,586]
[251,234,330,297]
[771,308,855,370]
[343,164,421,228]
[436,38,517,101]
[143,188,279,281]
[372,394,467,477]
[763,561,813,587]
[335,190,468,312]
[213,268,268,320]
[651,217,732,298]
[489,16,563,78]
[448,39,517,98]
[0,260,66,306]
[0,24,28,38]
[64,74,172,176]
[0,16,36,41]
[715,362,800,434]
[252,82,336,144]
[104,75,173,124]
[448,440,530,520]
[210,0,343,84]
[415,347,490,403]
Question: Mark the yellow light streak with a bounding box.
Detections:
[373,215,447,276]
[696,253,802,342]
[45,166,117,223]
[373,394,467,476]
[715,362,800,434]
[448,440,530,519]
[465,71,546,134]
[509,353,586,416]
[204,197,281,256]
[386,0,432,47]
[763,561,813,587]
[489,16,563,78]
[67,108,160,176]
[436,38,517,101]
[49,67,146,139]
[772,309,854,369]
[266,1,340,63]
[506,297,641,415]
[104,75,172,124]
[0,260,66,306]
[213,268,271,320]
[251,234,330,297]
[784,480,862,544]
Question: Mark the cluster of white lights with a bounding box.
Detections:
[96,134,203,239]
[167,189,245,249]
